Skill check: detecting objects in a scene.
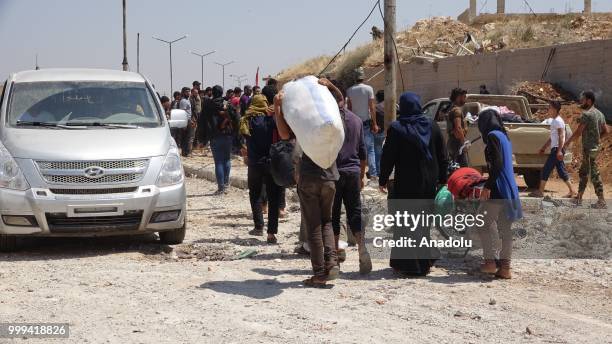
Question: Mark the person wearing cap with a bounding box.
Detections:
[347,67,381,181]
[447,88,469,167]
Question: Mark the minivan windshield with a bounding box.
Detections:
[7,81,162,128]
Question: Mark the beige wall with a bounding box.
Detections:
[365,39,612,114]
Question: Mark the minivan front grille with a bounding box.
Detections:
[36,159,149,185]
[37,160,147,170]
[46,211,144,233]
[49,187,139,195]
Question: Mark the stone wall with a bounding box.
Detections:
[365,39,612,115]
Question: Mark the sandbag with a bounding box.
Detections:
[281,76,344,169]
[269,140,296,187]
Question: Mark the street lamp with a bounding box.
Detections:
[152,34,188,94]
[121,0,129,71]
[190,50,216,86]
[214,61,235,90]
[230,74,248,87]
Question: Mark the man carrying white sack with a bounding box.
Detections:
[274,78,342,288]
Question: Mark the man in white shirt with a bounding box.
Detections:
[530,101,574,198]
[346,68,381,180]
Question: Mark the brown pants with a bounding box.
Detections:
[298,179,338,278]
[478,202,513,260]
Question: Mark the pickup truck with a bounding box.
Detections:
[422,94,573,189]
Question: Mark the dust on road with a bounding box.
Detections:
[0,177,610,343]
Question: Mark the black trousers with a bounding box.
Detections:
[248,164,280,234]
[260,186,286,209]
[332,171,362,236]
[180,125,196,156]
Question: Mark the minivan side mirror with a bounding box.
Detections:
[168,109,189,129]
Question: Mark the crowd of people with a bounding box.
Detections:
[159,69,608,287]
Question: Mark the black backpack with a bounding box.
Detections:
[269,140,296,187]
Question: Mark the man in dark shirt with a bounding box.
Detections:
[241,94,282,243]
[274,78,341,287]
[332,106,372,274]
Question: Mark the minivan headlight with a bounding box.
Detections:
[156,147,184,187]
[0,142,29,191]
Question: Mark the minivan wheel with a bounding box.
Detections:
[523,170,541,190]
[0,235,18,252]
[159,224,186,245]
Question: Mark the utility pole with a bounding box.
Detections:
[383,0,397,130]
[121,0,129,71]
[35,54,40,70]
[214,61,235,90]
[153,35,188,95]
[190,50,216,86]
[584,0,592,14]
[136,33,140,73]
[497,0,506,14]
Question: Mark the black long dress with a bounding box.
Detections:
[379,120,448,275]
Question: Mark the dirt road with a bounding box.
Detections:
[1,177,610,343]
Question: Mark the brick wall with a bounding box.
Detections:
[365,39,612,115]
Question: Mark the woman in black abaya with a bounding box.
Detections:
[378,92,448,275]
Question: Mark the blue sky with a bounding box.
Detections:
[1,0,610,95]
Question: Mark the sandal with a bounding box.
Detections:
[337,249,347,263]
[266,236,278,244]
[294,245,309,255]
[303,276,327,288]
[248,228,264,236]
[571,197,583,206]
[590,200,608,209]
[528,191,544,198]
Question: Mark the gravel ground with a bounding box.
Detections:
[0,177,610,343]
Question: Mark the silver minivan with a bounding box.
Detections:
[0,68,190,251]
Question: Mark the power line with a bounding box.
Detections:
[523,0,537,16]
[318,0,380,76]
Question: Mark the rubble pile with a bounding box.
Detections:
[363,14,612,67]
[279,14,612,84]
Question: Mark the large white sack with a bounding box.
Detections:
[281,76,345,169]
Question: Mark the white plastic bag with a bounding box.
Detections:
[281,76,344,169]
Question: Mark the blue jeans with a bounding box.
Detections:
[211,135,232,190]
[364,124,385,177]
[541,147,569,182]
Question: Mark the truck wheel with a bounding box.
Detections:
[159,224,186,245]
[523,171,541,190]
[0,235,18,252]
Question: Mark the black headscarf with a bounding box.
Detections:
[212,85,224,99]
[390,92,433,160]
[477,108,507,144]
[261,85,278,105]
